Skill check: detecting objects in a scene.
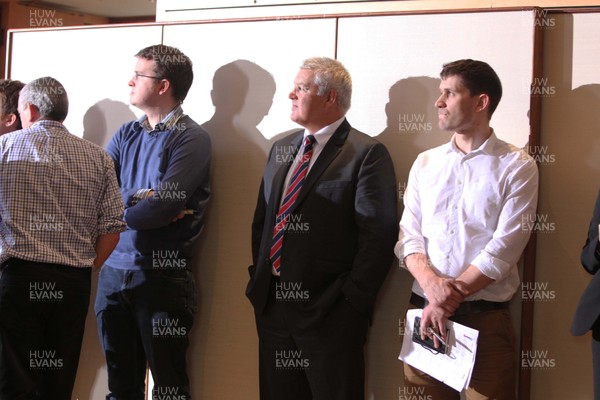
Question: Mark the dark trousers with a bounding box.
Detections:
[0,258,91,400]
[591,322,600,400]
[255,276,369,400]
[95,265,197,400]
[593,337,600,400]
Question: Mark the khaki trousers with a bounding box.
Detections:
[403,308,516,400]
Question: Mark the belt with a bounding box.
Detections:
[409,292,509,317]
[3,257,76,270]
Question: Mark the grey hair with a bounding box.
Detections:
[300,57,352,114]
[19,77,68,122]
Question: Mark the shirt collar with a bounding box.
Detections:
[478,129,498,155]
[449,128,497,156]
[303,115,345,147]
[29,120,67,132]
[135,105,185,133]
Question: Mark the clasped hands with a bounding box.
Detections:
[419,276,468,349]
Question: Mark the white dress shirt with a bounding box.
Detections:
[395,131,539,302]
[280,116,345,200]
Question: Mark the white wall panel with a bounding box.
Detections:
[163,18,337,140]
[9,25,163,146]
[338,11,535,148]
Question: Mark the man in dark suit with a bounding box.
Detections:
[246,57,398,400]
[572,189,600,399]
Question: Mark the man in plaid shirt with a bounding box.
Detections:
[0,77,126,399]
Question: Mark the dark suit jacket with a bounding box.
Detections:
[572,189,600,336]
[246,119,398,330]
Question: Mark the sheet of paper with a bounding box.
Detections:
[398,308,479,392]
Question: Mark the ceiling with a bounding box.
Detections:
[17,0,157,18]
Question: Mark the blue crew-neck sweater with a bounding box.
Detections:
[104,115,211,270]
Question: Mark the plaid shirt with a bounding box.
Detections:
[0,120,126,267]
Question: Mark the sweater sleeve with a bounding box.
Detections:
[124,120,212,230]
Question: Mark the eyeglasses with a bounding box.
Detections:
[132,72,162,81]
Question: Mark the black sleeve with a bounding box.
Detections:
[581,188,600,274]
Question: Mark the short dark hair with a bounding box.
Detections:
[19,77,68,122]
[440,59,503,117]
[135,44,193,103]
[0,79,25,127]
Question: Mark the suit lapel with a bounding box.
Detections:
[289,119,351,213]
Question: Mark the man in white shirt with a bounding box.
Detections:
[396,59,539,399]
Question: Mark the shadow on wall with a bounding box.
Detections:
[72,100,136,400]
[377,76,452,194]
[187,60,276,398]
[72,273,107,400]
[83,99,136,147]
[366,76,452,399]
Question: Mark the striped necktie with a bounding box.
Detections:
[270,135,316,275]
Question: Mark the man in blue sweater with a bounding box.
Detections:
[95,44,211,400]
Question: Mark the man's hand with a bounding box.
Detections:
[404,253,466,348]
[172,210,186,222]
[420,303,450,348]
[172,209,196,222]
[421,275,464,314]
[404,254,464,312]
[418,277,464,348]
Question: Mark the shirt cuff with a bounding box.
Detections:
[471,251,511,281]
[394,241,426,268]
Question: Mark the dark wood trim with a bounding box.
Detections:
[4,19,13,79]
[546,6,600,13]
[108,15,155,25]
[518,7,545,400]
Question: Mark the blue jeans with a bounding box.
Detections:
[0,258,91,400]
[95,265,197,400]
